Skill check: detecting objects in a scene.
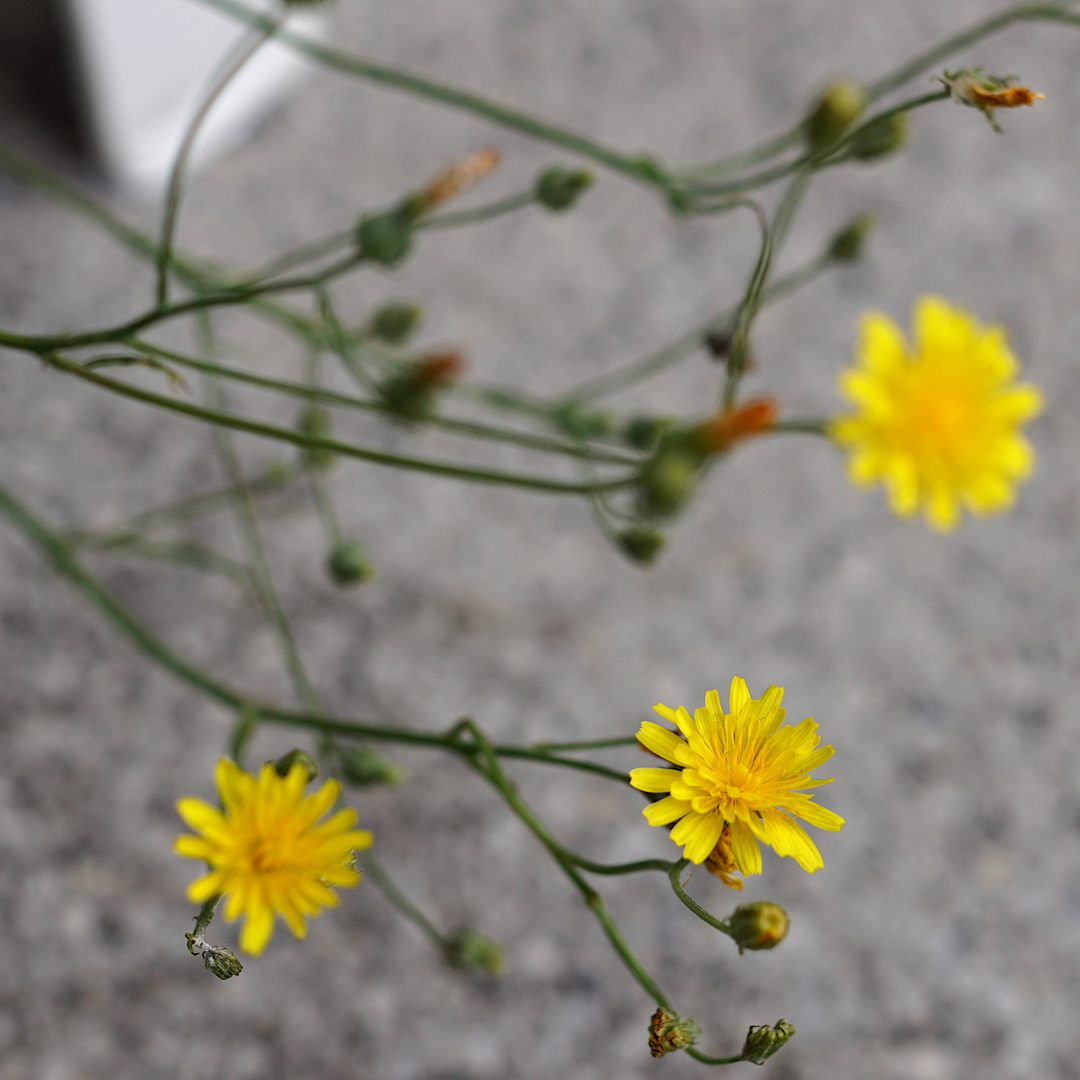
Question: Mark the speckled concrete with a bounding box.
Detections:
[3,2,1080,1079]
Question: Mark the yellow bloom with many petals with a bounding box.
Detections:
[830,295,1043,532]
[629,678,842,880]
[175,758,372,956]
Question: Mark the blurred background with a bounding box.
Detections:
[3,1,1080,1078]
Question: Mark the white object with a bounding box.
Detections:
[61,0,326,195]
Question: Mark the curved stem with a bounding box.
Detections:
[667,862,735,940]
[156,22,277,305]
[357,851,449,950]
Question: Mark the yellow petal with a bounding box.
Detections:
[642,795,691,826]
[239,903,276,956]
[636,722,694,767]
[628,767,679,793]
[729,820,762,875]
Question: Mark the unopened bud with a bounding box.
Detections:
[623,416,669,451]
[327,540,374,586]
[535,167,594,211]
[615,527,666,565]
[727,900,789,954]
[692,398,778,454]
[202,945,244,979]
[357,208,414,266]
[339,744,404,788]
[380,352,465,422]
[444,929,503,974]
[637,443,703,518]
[297,405,335,470]
[368,302,422,344]
[551,400,615,439]
[805,80,867,152]
[827,214,874,262]
[648,1008,701,1057]
[849,111,909,161]
[271,749,319,783]
[741,1019,795,1064]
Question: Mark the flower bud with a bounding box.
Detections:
[202,945,244,979]
[551,400,615,439]
[637,443,704,518]
[297,405,335,470]
[380,352,465,422]
[327,540,374,587]
[356,208,414,266]
[271,749,319,783]
[727,900,789,954]
[623,416,669,451]
[535,167,594,211]
[827,214,874,262]
[616,527,666,565]
[849,112,909,161]
[741,1019,795,1064]
[805,80,867,152]
[648,1008,701,1057]
[339,744,404,788]
[444,929,503,974]
[368,302,422,344]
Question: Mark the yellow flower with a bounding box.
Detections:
[830,295,1043,531]
[175,758,373,956]
[629,678,842,878]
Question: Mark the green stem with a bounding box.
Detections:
[193,0,672,189]
[38,352,634,496]
[528,736,639,752]
[187,895,222,952]
[667,862,735,940]
[156,22,276,305]
[417,192,536,231]
[357,851,448,949]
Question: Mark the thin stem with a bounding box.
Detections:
[187,895,222,953]
[200,325,321,712]
[417,192,536,231]
[39,353,634,496]
[528,736,639,752]
[667,862,735,940]
[156,22,277,305]
[237,228,357,285]
[684,1047,746,1067]
[191,0,673,191]
[357,851,448,949]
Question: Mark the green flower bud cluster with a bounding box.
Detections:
[368,302,423,344]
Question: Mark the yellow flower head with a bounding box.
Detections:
[629,678,842,879]
[830,295,1043,531]
[175,758,373,956]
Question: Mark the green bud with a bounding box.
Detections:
[623,416,669,451]
[202,946,244,979]
[368,302,423,344]
[356,208,414,267]
[444,929,503,975]
[271,749,319,783]
[551,400,614,439]
[741,1020,795,1065]
[648,1008,701,1057]
[339,744,404,788]
[326,540,374,587]
[297,405,335,470]
[727,900,790,954]
[849,111,909,161]
[805,80,867,152]
[637,442,704,518]
[827,214,874,263]
[535,167,594,211]
[616,527,666,565]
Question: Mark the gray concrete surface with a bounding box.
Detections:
[3,1,1080,1078]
